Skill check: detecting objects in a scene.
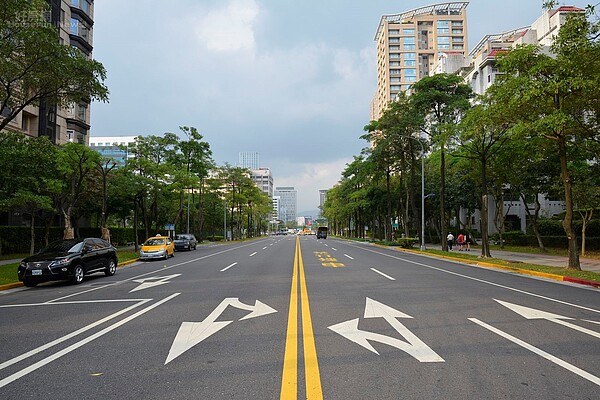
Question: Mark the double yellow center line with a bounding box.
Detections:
[280,237,323,399]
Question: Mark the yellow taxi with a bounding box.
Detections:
[139,235,175,260]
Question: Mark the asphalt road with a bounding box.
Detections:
[0,236,598,399]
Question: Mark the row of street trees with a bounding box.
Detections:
[323,4,600,270]
[0,127,274,253]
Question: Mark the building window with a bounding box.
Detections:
[452,37,464,43]
[389,45,400,51]
[437,37,450,45]
[389,53,400,59]
[404,52,416,60]
[404,60,416,66]
[403,44,416,50]
[390,85,401,91]
[402,28,415,34]
[389,38,400,43]
[405,76,417,82]
[77,104,87,121]
[404,68,417,76]
[403,37,415,44]
[390,61,400,66]
[452,29,463,34]
[388,29,399,35]
[391,77,401,83]
[390,69,401,75]
[70,18,78,35]
[438,44,450,49]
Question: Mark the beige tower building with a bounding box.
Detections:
[371,2,469,121]
[1,0,95,145]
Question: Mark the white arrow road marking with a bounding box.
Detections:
[495,299,600,339]
[165,298,277,364]
[470,318,600,386]
[328,298,444,362]
[130,274,181,292]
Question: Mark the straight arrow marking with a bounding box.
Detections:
[495,299,600,339]
[470,318,600,387]
[329,298,444,363]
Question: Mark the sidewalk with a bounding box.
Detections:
[426,245,600,273]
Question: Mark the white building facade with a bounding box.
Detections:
[274,187,297,223]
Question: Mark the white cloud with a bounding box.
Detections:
[276,158,352,212]
[194,0,260,52]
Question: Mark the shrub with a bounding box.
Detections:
[398,238,419,248]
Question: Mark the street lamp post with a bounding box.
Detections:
[403,136,427,251]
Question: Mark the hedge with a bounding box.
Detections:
[491,230,600,250]
[0,226,147,255]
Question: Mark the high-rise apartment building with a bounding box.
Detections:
[274,187,297,223]
[371,2,469,121]
[238,152,260,170]
[2,0,95,145]
[250,167,274,197]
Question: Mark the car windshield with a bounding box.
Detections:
[41,240,83,253]
[175,235,191,240]
[145,238,165,246]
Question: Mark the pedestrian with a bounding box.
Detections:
[447,232,454,251]
[457,233,465,251]
[465,233,471,251]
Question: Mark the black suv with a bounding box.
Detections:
[174,234,197,251]
[18,238,118,287]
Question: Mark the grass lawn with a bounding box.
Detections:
[424,248,600,283]
[0,248,140,286]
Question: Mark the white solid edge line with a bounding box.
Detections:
[0,299,151,371]
[0,293,180,389]
[469,318,600,386]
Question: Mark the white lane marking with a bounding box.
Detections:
[344,254,354,260]
[0,300,151,371]
[45,240,264,303]
[370,268,396,281]
[496,299,600,339]
[331,248,338,251]
[470,318,600,386]
[220,262,238,272]
[584,320,600,325]
[263,247,268,250]
[0,299,149,309]
[249,252,257,257]
[323,244,329,247]
[345,243,600,314]
[0,293,179,389]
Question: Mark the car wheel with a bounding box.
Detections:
[71,265,84,284]
[164,251,169,261]
[23,279,37,287]
[105,259,117,276]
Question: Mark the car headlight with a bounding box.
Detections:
[49,258,70,267]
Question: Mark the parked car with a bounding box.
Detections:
[18,238,118,287]
[174,234,197,251]
[317,226,328,239]
[139,235,175,260]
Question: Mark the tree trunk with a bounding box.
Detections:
[521,193,546,252]
[580,210,592,257]
[62,208,74,239]
[440,148,447,251]
[480,157,491,258]
[558,139,581,270]
[30,214,36,255]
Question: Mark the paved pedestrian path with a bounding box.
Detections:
[427,245,600,272]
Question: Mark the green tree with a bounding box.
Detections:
[55,142,101,239]
[491,9,600,269]
[411,74,473,250]
[0,0,109,132]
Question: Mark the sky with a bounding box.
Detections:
[90,0,593,213]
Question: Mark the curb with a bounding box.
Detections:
[374,244,600,289]
[0,259,141,292]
